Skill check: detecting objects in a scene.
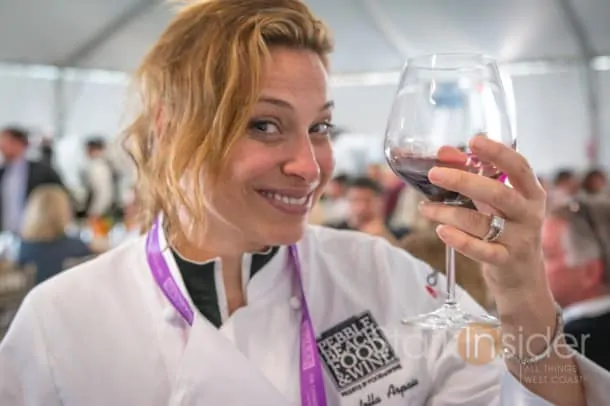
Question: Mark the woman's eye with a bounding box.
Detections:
[250,120,280,135]
[310,122,334,136]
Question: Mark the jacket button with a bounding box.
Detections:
[163,307,176,322]
[289,296,301,310]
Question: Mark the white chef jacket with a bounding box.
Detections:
[0,223,608,405]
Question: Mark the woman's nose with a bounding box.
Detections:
[282,135,320,183]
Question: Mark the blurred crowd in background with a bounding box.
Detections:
[312,161,609,240]
[1,122,610,372]
[0,126,138,284]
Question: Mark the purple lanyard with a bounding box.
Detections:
[146,218,327,406]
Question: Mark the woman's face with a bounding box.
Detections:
[205,47,335,249]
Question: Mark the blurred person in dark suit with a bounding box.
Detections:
[40,137,54,168]
[542,197,610,371]
[582,169,607,197]
[0,127,63,234]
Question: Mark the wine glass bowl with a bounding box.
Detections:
[385,53,515,330]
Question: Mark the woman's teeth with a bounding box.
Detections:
[260,191,309,205]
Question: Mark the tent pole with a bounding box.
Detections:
[58,0,161,67]
[359,0,412,59]
[53,69,67,139]
[558,0,601,167]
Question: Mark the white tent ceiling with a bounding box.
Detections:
[1,0,609,74]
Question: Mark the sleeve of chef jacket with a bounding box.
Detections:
[0,294,61,405]
[378,239,610,406]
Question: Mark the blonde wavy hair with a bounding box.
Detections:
[20,185,73,242]
[122,0,333,242]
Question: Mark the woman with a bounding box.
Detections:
[17,185,93,285]
[0,1,607,405]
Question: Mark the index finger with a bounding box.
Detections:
[437,145,468,166]
[468,135,542,200]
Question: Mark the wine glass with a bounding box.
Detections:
[384,53,515,330]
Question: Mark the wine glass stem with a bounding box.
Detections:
[445,244,457,306]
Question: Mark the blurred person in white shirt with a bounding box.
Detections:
[80,137,120,237]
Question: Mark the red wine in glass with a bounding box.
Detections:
[386,145,503,207]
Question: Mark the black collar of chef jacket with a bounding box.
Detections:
[171,246,280,328]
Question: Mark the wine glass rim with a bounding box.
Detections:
[405,52,499,71]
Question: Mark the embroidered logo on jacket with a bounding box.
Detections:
[316,311,402,397]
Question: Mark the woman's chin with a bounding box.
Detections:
[261,224,307,247]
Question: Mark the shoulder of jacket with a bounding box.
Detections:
[27,236,146,306]
[303,225,431,279]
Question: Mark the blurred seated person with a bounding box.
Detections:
[326,177,409,243]
[17,185,94,285]
[548,169,579,208]
[109,192,142,248]
[542,197,610,371]
[365,163,383,183]
[378,165,406,222]
[389,184,431,232]
[309,173,349,225]
[400,229,492,310]
[581,169,608,197]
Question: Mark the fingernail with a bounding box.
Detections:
[436,224,448,238]
[472,134,492,148]
[428,167,442,181]
[418,201,430,213]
